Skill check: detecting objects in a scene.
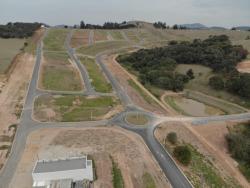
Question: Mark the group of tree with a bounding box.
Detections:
[79,21,135,30]
[118,35,250,99]
[172,24,187,30]
[153,22,168,29]
[0,22,41,38]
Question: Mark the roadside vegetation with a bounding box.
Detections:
[110,156,124,188]
[125,113,148,125]
[41,52,83,91]
[164,132,240,187]
[77,41,129,56]
[43,28,68,51]
[80,57,112,93]
[34,95,120,122]
[226,122,250,181]
[142,172,156,188]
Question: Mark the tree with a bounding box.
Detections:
[186,69,195,79]
[80,21,85,29]
[173,24,178,30]
[209,76,224,90]
[173,145,192,166]
[167,132,177,145]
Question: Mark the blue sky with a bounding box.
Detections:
[0,0,249,27]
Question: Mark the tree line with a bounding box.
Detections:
[153,22,187,30]
[0,22,41,38]
[79,21,136,30]
[117,35,250,99]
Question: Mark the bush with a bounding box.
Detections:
[173,145,192,166]
[209,76,224,90]
[167,132,177,145]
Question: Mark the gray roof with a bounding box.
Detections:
[33,157,86,173]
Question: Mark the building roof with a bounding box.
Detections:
[33,157,87,173]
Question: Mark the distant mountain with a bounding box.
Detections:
[209,26,226,30]
[234,26,250,31]
[180,23,207,29]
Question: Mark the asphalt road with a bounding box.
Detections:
[1,28,250,188]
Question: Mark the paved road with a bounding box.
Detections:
[2,28,250,188]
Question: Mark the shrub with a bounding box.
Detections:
[167,132,177,145]
[209,76,224,90]
[173,145,192,166]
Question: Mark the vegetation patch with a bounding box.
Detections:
[0,38,25,74]
[142,172,156,188]
[77,41,130,56]
[163,133,240,187]
[34,95,120,122]
[43,29,68,51]
[125,113,148,125]
[80,57,112,93]
[118,35,250,107]
[110,156,124,188]
[226,122,250,181]
[41,52,83,91]
[110,31,124,40]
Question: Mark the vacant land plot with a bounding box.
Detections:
[124,30,140,43]
[164,96,225,116]
[0,38,24,74]
[77,41,130,56]
[94,30,108,42]
[43,29,68,51]
[109,31,124,40]
[176,64,250,108]
[80,57,112,93]
[10,127,170,188]
[34,94,122,122]
[155,122,243,187]
[70,30,89,48]
[40,52,83,91]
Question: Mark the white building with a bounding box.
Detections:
[32,156,93,188]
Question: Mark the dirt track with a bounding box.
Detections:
[237,60,250,73]
[10,127,170,188]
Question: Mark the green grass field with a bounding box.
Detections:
[34,95,120,122]
[0,38,25,74]
[77,41,130,56]
[43,29,68,51]
[41,52,83,91]
[111,157,124,188]
[80,57,112,93]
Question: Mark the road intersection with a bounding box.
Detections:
[1,29,250,188]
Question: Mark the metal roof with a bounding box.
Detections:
[33,157,87,173]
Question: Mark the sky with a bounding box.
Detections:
[0,0,249,28]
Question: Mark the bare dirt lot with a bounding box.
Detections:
[237,60,250,73]
[0,53,35,169]
[70,30,89,48]
[155,122,250,187]
[10,127,170,188]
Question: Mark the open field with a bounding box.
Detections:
[176,64,250,108]
[10,127,170,188]
[80,56,112,93]
[34,94,122,122]
[40,52,83,91]
[43,29,68,51]
[70,29,89,48]
[124,30,140,43]
[94,30,108,42]
[109,30,124,40]
[77,41,130,56]
[155,122,245,187]
[0,38,24,74]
